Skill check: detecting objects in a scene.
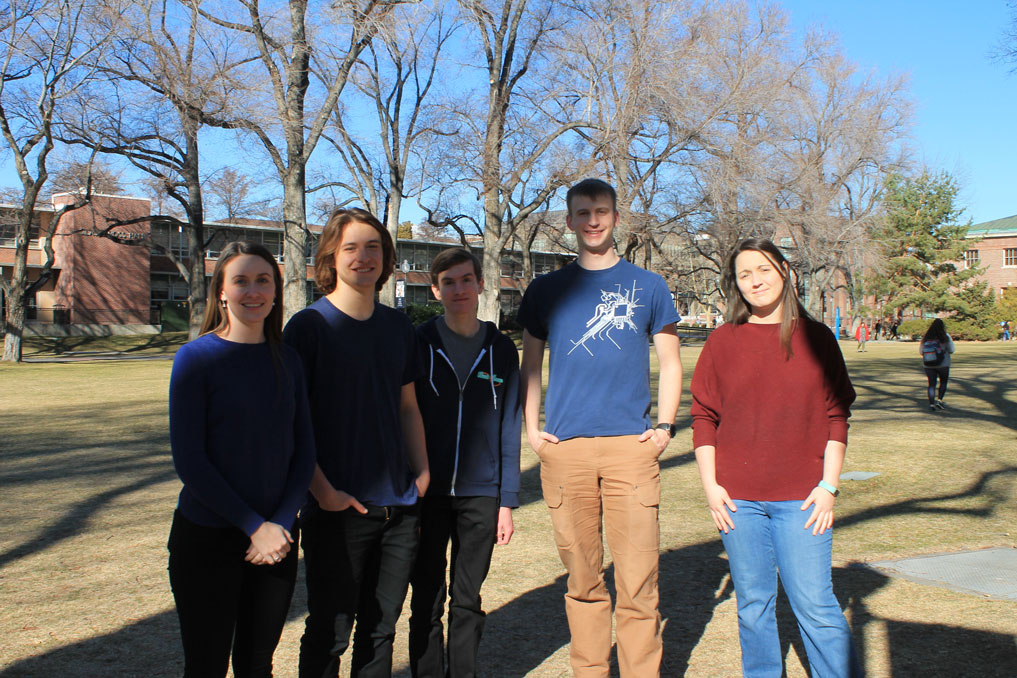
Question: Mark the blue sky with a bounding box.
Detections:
[780,0,1017,225]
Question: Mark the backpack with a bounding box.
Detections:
[922,339,945,365]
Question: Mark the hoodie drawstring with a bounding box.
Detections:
[428,345,439,396]
[489,346,497,410]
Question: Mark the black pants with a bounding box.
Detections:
[298,504,420,678]
[167,511,299,678]
[408,496,499,678]
[925,366,950,402]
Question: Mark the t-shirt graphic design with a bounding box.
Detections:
[568,281,643,356]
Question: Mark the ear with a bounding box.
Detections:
[565,213,576,233]
[431,284,442,302]
[477,276,485,294]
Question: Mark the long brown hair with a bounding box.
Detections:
[722,237,811,359]
[313,207,395,293]
[200,240,284,343]
[922,318,948,344]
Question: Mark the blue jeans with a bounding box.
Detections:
[719,500,862,678]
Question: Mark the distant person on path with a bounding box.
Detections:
[1002,320,1011,341]
[920,318,955,411]
[408,247,521,678]
[284,208,430,678]
[855,321,869,352]
[873,320,882,341]
[691,237,862,678]
[168,241,316,678]
[518,178,682,678]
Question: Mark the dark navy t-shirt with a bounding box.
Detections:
[517,259,680,441]
[283,298,422,507]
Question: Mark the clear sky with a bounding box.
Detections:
[779,0,1017,225]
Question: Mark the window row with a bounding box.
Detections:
[966,248,1017,268]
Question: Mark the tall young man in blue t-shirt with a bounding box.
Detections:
[284,208,430,678]
[518,179,682,678]
[409,247,521,677]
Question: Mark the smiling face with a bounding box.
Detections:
[432,260,484,316]
[734,249,787,319]
[566,194,618,255]
[334,220,384,291]
[219,253,276,331]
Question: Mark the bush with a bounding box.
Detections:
[406,303,443,326]
[897,317,999,341]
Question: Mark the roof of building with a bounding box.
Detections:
[968,214,1017,237]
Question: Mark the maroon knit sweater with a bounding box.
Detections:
[690,318,856,501]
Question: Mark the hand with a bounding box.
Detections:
[527,429,559,454]
[801,486,836,535]
[247,521,292,565]
[318,488,368,514]
[638,427,671,456]
[496,507,514,545]
[415,468,430,497]
[703,483,736,533]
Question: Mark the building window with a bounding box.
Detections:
[1005,248,1017,267]
[965,250,979,269]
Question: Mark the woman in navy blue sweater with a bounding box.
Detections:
[168,241,315,677]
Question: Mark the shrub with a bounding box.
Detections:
[406,303,443,326]
[898,317,999,341]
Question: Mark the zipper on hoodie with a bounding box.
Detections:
[435,345,488,496]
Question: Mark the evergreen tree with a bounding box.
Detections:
[869,171,992,322]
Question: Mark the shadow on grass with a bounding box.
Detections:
[22,332,188,357]
[846,355,1017,431]
[6,544,1015,678]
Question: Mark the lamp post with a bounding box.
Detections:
[396,259,409,310]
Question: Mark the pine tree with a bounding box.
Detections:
[869,171,991,322]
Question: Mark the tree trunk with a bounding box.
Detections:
[2,190,42,363]
[281,170,308,323]
[184,133,206,339]
[380,190,402,308]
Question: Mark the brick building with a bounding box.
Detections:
[965,214,1017,300]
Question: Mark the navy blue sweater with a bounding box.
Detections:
[169,333,316,535]
[415,318,521,507]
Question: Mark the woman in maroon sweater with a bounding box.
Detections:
[691,238,862,678]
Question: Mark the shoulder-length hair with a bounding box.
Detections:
[922,318,948,344]
[721,237,811,359]
[200,240,284,344]
[314,207,395,293]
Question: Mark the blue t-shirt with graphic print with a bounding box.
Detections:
[517,258,680,441]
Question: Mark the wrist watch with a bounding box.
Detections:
[655,422,677,436]
[817,479,839,497]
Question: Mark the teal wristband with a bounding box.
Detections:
[817,480,839,497]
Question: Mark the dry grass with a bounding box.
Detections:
[1,339,1016,677]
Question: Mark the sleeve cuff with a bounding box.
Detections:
[500,492,519,508]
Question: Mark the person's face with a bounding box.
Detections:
[734,249,786,317]
[566,194,618,254]
[432,260,483,316]
[334,220,384,291]
[219,254,276,329]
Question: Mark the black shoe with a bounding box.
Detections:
[935,398,945,410]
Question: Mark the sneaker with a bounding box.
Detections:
[935,398,946,410]
[929,403,937,411]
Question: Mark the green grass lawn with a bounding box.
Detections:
[1,339,1015,677]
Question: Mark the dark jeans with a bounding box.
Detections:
[298,504,420,678]
[167,510,299,678]
[924,366,950,402]
[409,496,499,678]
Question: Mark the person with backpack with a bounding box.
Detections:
[920,318,955,411]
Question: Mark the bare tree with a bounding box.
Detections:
[0,0,116,362]
[450,0,590,324]
[59,0,245,338]
[312,0,460,305]
[193,0,405,320]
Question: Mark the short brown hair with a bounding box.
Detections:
[566,178,617,215]
[314,208,395,293]
[429,247,482,286]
